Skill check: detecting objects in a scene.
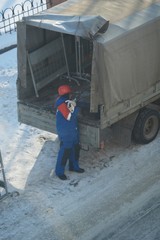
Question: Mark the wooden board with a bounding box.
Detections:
[18,102,101,148]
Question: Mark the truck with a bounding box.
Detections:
[16,0,160,148]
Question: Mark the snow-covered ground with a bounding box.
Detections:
[0,32,17,50]
[0,1,160,239]
[0,46,57,191]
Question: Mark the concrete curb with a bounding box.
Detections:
[0,44,17,55]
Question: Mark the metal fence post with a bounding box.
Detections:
[0,150,19,201]
[0,0,50,35]
[0,150,9,197]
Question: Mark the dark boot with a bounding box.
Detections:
[69,168,85,173]
[69,144,84,173]
[57,174,68,180]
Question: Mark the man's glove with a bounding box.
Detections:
[65,100,76,113]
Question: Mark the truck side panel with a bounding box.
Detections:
[18,102,101,148]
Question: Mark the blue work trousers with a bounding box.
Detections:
[55,135,80,176]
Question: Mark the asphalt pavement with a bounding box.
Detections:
[98,195,160,240]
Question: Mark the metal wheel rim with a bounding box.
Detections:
[143,115,159,140]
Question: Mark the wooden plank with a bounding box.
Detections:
[18,105,56,133]
[18,102,101,148]
[17,21,27,88]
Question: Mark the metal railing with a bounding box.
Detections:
[0,150,19,201]
[0,0,49,35]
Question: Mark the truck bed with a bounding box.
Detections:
[17,80,101,147]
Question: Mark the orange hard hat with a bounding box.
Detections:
[58,85,72,96]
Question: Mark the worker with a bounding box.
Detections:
[55,84,84,180]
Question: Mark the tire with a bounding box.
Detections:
[132,108,160,144]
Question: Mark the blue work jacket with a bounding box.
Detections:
[55,96,79,141]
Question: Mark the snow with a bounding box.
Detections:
[0,1,160,239]
[0,0,45,10]
[0,32,17,49]
[0,0,23,10]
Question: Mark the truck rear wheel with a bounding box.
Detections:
[132,108,160,144]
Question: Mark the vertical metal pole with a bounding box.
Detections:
[82,43,84,73]
[61,33,71,81]
[27,52,39,97]
[75,36,78,73]
[0,151,8,195]
[78,36,82,77]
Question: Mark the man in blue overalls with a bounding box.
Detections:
[55,84,84,180]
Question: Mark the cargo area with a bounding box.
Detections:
[17,0,160,147]
[17,25,102,142]
[17,29,97,122]
[17,24,103,147]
